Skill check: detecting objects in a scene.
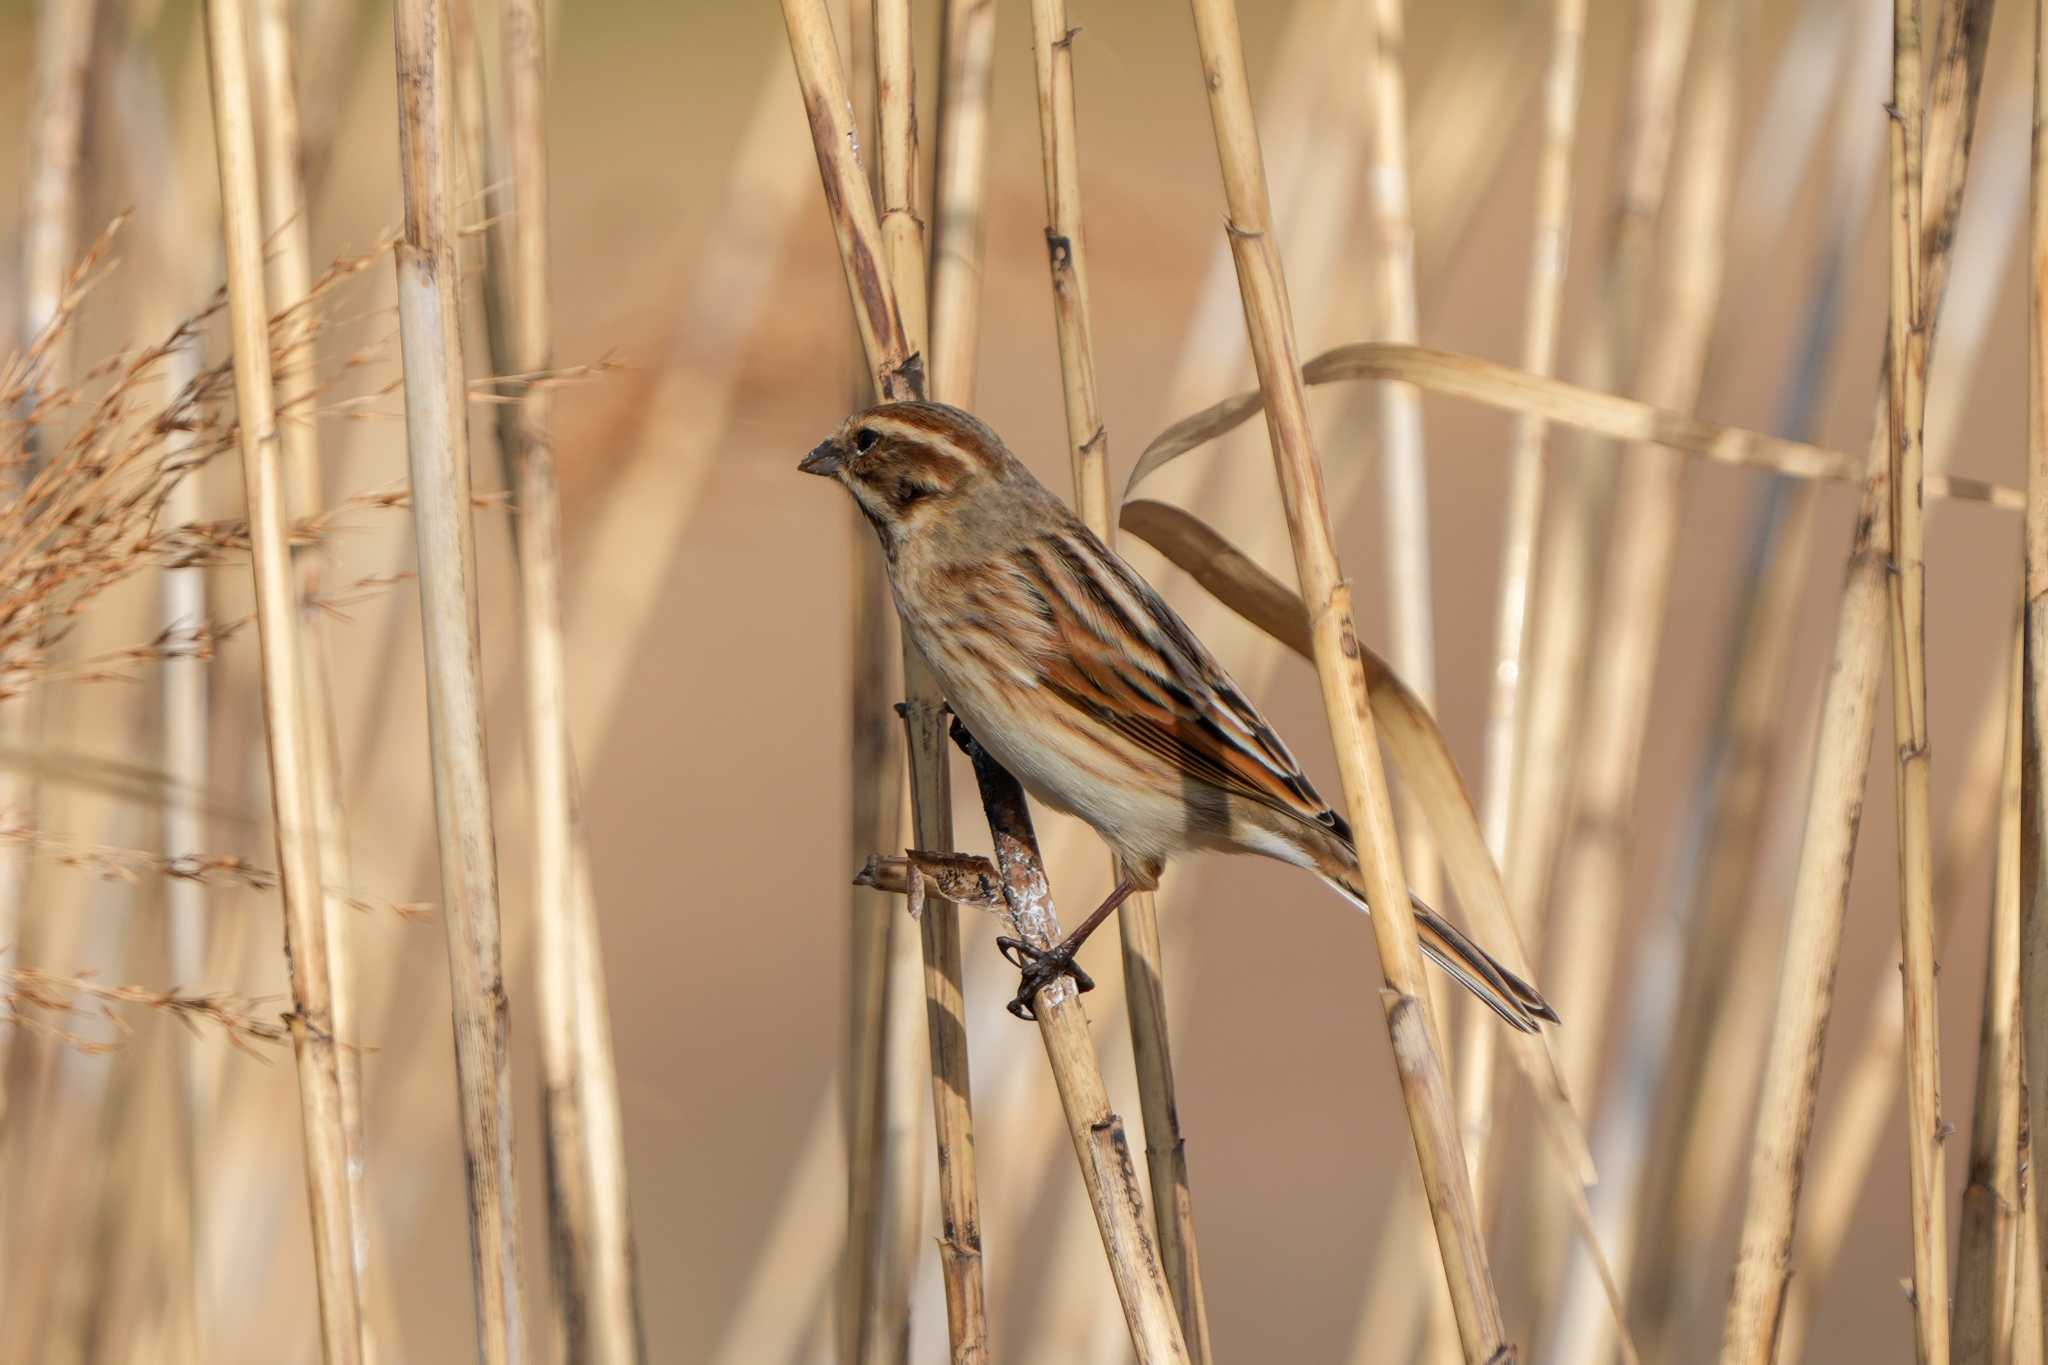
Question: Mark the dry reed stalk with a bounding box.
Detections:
[1023,5,1212,1357]
[249,0,376,1325]
[1462,0,1586,1198]
[1721,3,1992,1358]
[388,1,528,1358]
[1951,639,2021,1364]
[927,0,998,404]
[2026,0,2048,1349]
[1881,5,1951,1356]
[199,0,364,1358]
[781,9,1188,1354]
[1622,17,1892,1346]
[844,7,920,1340]
[470,0,647,1357]
[1778,632,2017,1362]
[1181,0,1502,1356]
[2021,1113,2045,1365]
[954,729,1191,1364]
[869,1,990,1355]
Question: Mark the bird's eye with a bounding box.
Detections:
[854,427,880,453]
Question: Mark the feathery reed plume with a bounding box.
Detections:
[389,0,529,1357]
[1180,0,1504,1356]
[466,0,646,1356]
[1024,6,1212,1356]
[200,0,364,1357]
[1721,2,1992,1358]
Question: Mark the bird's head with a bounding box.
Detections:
[799,401,1025,552]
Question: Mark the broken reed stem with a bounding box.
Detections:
[1882,3,1951,1359]
[2024,0,2048,1345]
[1181,0,1504,1358]
[250,0,374,1318]
[1466,0,1586,1200]
[200,0,364,1359]
[871,0,990,1356]
[389,1,528,1359]
[1951,636,2022,1365]
[954,727,1192,1364]
[927,0,999,404]
[1024,5,1212,1358]
[469,0,647,1356]
[1721,3,1992,1358]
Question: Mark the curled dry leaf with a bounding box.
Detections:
[1120,496,1594,1183]
[1125,341,2022,513]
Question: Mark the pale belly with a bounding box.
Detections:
[934,662,1200,873]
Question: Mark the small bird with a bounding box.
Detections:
[802,400,1556,1031]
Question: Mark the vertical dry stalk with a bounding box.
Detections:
[1881,4,1951,1357]
[1626,13,1890,1346]
[927,0,998,404]
[871,1,991,1356]
[781,8,1185,1354]
[1778,631,2016,1362]
[389,1,528,1358]
[2025,0,2048,1350]
[250,0,374,1316]
[474,0,647,1357]
[1954,639,2023,1365]
[1181,0,1504,1357]
[1465,0,1586,1197]
[1024,6,1212,1358]
[199,0,364,1359]
[1721,3,1991,1358]
[956,732,1191,1364]
[1357,0,1439,920]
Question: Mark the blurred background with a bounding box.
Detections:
[0,0,2033,1360]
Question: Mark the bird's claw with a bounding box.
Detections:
[995,935,1093,1021]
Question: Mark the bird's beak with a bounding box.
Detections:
[799,439,847,477]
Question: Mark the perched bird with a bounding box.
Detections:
[802,400,1555,1031]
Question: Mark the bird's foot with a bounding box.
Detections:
[995,935,1093,1021]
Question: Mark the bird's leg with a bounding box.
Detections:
[997,876,1140,1021]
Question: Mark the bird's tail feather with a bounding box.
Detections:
[1321,871,1558,1034]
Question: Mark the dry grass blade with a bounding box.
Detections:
[1180,0,1505,1356]
[1130,341,2022,513]
[199,0,364,1358]
[1024,5,1213,1357]
[1882,3,1950,1358]
[469,0,646,1356]
[389,0,529,1357]
[1721,2,1992,1358]
[1120,498,1646,1361]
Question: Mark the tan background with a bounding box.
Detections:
[0,0,2034,1359]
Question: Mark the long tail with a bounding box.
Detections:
[1321,871,1559,1034]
